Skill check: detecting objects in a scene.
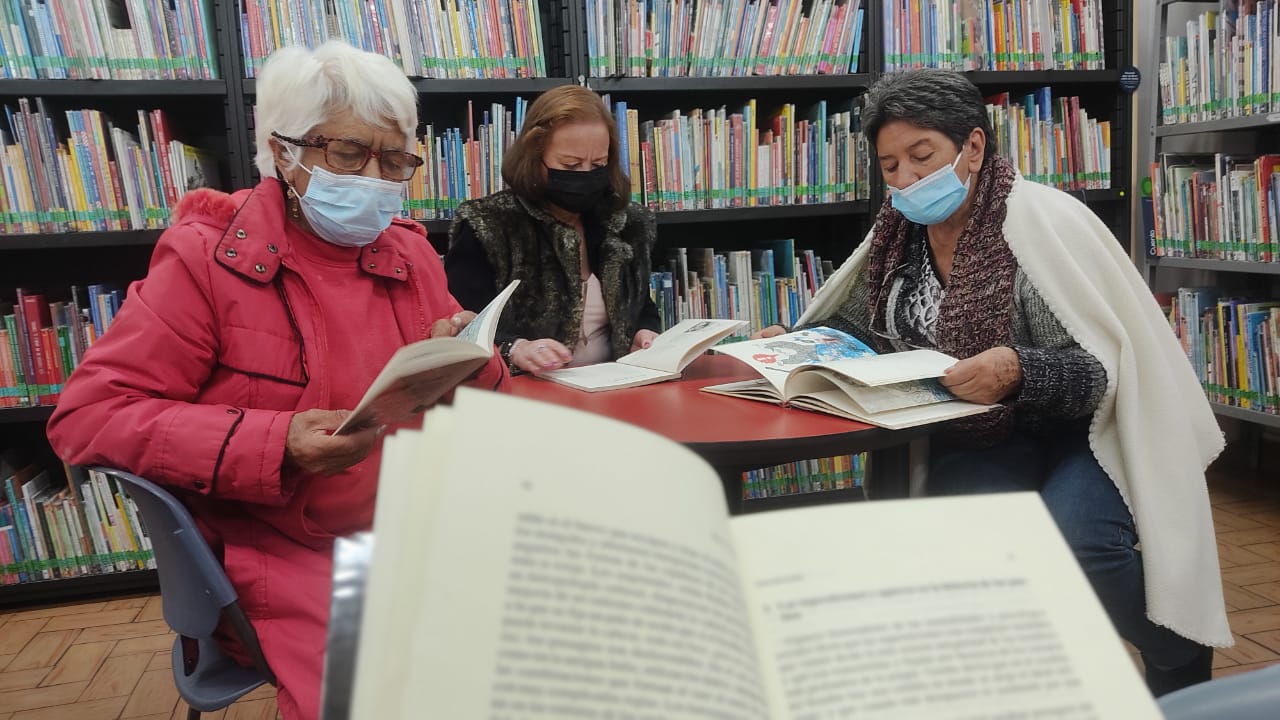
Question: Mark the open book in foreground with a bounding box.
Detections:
[539,318,746,391]
[333,280,519,434]
[703,326,994,429]
[351,388,1160,719]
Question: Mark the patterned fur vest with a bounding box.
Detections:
[453,190,657,359]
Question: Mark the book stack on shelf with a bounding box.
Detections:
[651,238,835,334]
[240,0,549,78]
[1151,152,1280,261]
[1,100,217,235]
[583,0,867,77]
[882,0,1107,72]
[1145,0,1280,431]
[1168,288,1280,417]
[1157,0,1277,127]
[1,285,120,409]
[742,452,864,500]
[985,86,1113,190]
[0,0,220,80]
[1,462,155,588]
[0,0,1135,597]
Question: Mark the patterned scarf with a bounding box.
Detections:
[865,154,1020,444]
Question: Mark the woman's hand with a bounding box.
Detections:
[430,311,477,338]
[940,347,1023,405]
[750,324,788,340]
[509,338,573,374]
[284,409,381,476]
[629,329,659,352]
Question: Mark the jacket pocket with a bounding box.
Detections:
[213,326,308,409]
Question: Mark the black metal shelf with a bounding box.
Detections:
[1209,402,1280,430]
[1155,113,1280,137]
[2,229,163,250]
[0,405,55,424]
[964,69,1121,86]
[740,487,864,514]
[0,569,158,608]
[243,77,574,95]
[1148,256,1280,275]
[585,74,874,93]
[0,79,228,96]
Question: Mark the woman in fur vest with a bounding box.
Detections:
[46,41,507,719]
[757,69,1230,696]
[445,85,662,374]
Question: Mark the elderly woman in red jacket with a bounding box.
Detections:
[46,41,507,720]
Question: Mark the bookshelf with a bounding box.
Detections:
[1,0,1135,600]
[1142,1,1280,431]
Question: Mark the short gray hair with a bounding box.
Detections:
[863,69,995,159]
[253,41,418,178]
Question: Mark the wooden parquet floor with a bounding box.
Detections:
[0,462,1276,719]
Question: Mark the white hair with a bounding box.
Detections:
[253,41,418,178]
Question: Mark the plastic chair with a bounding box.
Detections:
[90,467,276,720]
[1158,663,1280,720]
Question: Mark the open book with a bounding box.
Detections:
[539,318,746,391]
[702,327,993,429]
[333,280,519,434]
[351,388,1161,719]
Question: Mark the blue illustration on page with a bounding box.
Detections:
[750,328,876,377]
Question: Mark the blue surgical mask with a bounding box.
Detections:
[888,150,972,225]
[290,162,405,247]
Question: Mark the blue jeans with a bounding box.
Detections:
[928,427,1204,670]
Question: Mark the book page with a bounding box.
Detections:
[700,378,785,403]
[334,343,488,434]
[617,318,747,373]
[713,327,876,394]
[802,348,958,387]
[456,279,521,348]
[539,362,676,392]
[786,369,960,414]
[732,494,1162,719]
[352,389,771,719]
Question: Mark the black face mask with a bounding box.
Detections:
[544,166,611,214]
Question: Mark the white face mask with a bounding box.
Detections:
[287,152,405,247]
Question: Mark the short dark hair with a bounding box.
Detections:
[863,69,995,159]
[502,85,630,213]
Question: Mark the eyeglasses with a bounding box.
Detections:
[271,131,424,181]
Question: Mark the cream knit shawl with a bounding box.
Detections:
[801,176,1232,647]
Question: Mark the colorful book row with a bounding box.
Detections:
[1151,152,1280,262]
[0,0,219,80]
[240,0,547,79]
[650,239,834,334]
[2,464,155,585]
[1159,1,1279,125]
[985,87,1112,191]
[584,0,865,78]
[618,97,872,212]
[742,453,864,500]
[402,96,871,220]
[883,0,1106,72]
[1,285,119,408]
[1,99,217,235]
[1170,288,1280,414]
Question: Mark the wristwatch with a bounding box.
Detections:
[499,339,523,374]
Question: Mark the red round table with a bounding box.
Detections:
[511,354,923,512]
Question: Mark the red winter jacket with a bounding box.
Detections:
[47,178,509,547]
